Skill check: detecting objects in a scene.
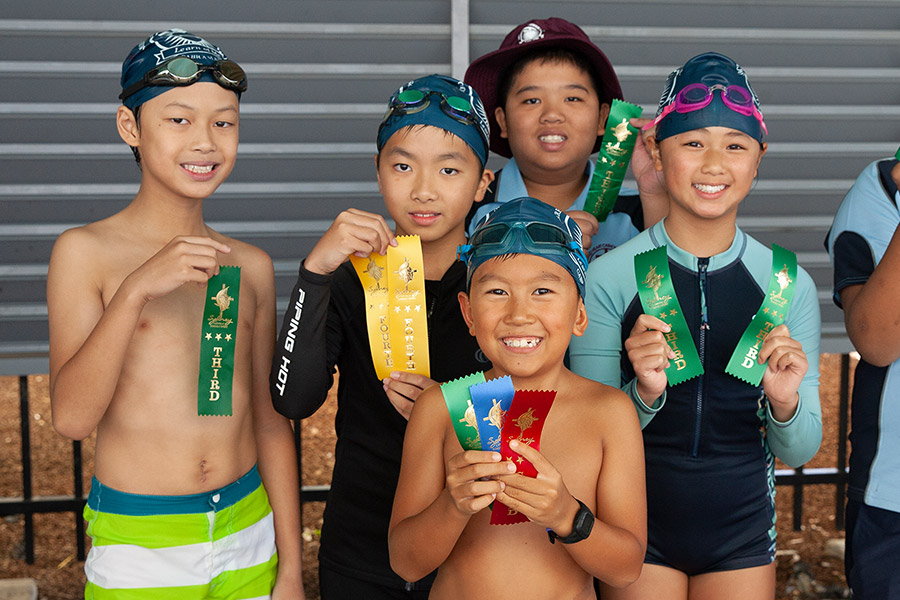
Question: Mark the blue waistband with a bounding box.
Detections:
[87,464,261,515]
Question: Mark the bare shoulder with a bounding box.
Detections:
[561,371,640,431]
[49,218,124,282]
[411,383,448,422]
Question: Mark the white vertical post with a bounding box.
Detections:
[450,0,469,79]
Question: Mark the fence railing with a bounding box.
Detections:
[3,355,852,563]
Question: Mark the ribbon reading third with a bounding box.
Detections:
[198,266,240,416]
[633,246,704,386]
[725,244,797,386]
[584,99,644,222]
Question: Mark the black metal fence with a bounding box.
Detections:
[3,355,852,564]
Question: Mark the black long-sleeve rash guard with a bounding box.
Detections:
[270,259,489,589]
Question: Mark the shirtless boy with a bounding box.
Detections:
[388,197,646,599]
[47,29,302,598]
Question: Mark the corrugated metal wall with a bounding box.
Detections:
[2,0,899,374]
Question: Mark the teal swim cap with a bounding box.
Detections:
[120,29,243,111]
[459,197,588,297]
[377,74,490,167]
[653,52,766,144]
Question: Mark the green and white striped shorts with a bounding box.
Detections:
[83,465,278,599]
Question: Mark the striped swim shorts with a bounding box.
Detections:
[83,464,278,599]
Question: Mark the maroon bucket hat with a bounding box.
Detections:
[464,18,623,158]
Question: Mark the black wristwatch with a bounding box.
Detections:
[547,498,594,544]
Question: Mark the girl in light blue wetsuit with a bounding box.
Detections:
[570,53,821,600]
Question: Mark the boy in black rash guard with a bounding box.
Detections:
[270,74,493,599]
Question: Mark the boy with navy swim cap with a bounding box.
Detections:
[570,52,821,598]
[270,74,494,598]
[464,17,669,261]
[47,29,303,598]
[826,148,900,598]
[389,197,646,599]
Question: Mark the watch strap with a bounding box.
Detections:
[547,498,594,544]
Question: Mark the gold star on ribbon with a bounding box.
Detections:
[205,333,212,340]
[225,334,232,341]
[215,333,222,341]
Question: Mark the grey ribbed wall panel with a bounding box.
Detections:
[2,0,898,373]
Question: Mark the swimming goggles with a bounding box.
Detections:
[643,83,767,135]
[379,89,488,147]
[119,56,247,101]
[458,221,588,271]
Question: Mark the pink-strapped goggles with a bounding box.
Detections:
[643,83,767,135]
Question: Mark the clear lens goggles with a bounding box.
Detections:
[644,83,767,135]
[119,56,247,101]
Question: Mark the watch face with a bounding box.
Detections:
[573,502,594,539]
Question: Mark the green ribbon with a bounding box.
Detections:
[584,99,644,222]
[198,266,241,416]
[633,246,704,386]
[440,371,485,450]
[725,244,798,385]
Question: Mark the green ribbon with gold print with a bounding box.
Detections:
[634,246,703,386]
[198,266,240,416]
[440,371,486,450]
[584,99,644,222]
[725,244,797,386]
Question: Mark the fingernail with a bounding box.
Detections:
[390,372,401,380]
[507,462,516,472]
[499,482,505,490]
[509,439,518,449]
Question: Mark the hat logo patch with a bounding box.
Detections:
[518,23,544,44]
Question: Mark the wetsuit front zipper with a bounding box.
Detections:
[691,258,710,458]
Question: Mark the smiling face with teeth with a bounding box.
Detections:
[458,253,587,388]
[494,58,609,195]
[649,125,766,237]
[119,82,239,203]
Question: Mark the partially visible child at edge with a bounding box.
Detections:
[826,151,900,598]
[569,52,821,600]
[389,197,646,599]
[464,17,668,261]
[47,30,302,597]
[270,75,494,598]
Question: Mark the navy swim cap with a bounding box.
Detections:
[377,74,490,168]
[120,29,238,111]
[654,52,766,144]
[459,197,587,298]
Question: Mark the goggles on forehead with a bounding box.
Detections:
[458,221,588,271]
[379,88,488,147]
[644,83,767,135]
[119,56,247,101]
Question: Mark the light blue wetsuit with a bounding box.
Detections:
[570,220,822,574]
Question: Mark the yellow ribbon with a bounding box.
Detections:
[351,235,430,379]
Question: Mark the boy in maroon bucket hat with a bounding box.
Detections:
[465,18,667,261]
